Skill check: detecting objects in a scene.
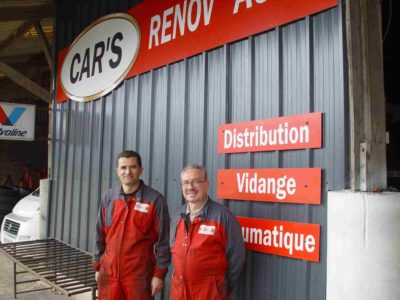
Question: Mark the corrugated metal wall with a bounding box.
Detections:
[50,0,347,299]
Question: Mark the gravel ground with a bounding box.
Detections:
[0,250,70,300]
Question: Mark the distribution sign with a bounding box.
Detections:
[218,112,322,153]
[238,216,320,262]
[0,102,35,141]
[57,0,337,102]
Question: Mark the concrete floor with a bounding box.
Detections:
[0,250,71,300]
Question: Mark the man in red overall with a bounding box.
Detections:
[93,150,170,299]
[170,164,246,300]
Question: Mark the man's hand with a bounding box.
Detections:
[95,271,99,282]
[151,276,164,296]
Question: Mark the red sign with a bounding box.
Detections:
[218,113,322,153]
[217,168,321,204]
[238,216,320,262]
[56,0,337,102]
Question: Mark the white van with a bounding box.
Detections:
[0,188,40,243]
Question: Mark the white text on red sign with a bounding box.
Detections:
[218,113,322,153]
[217,168,321,204]
[238,216,320,262]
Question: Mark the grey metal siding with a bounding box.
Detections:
[50,1,347,299]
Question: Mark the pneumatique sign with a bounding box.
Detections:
[238,216,320,262]
[0,102,35,141]
[56,0,337,102]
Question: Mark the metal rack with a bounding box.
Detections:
[0,239,97,299]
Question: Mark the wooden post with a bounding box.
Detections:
[346,0,387,191]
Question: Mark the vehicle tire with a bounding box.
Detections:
[0,186,19,211]
[18,188,33,197]
[0,186,19,197]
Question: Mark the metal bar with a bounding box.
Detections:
[34,263,92,275]
[0,239,55,248]
[68,286,98,296]
[11,242,68,254]
[45,268,95,281]
[9,243,82,254]
[10,239,57,247]
[43,267,94,279]
[27,253,92,265]
[13,262,16,299]
[18,251,82,262]
[20,251,86,264]
[40,269,93,279]
[18,246,86,257]
[52,273,95,282]
[17,278,41,284]
[54,239,94,256]
[31,264,91,274]
[16,287,52,294]
[17,251,85,263]
[30,257,92,271]
[12,243,69,255]
[38,263,93,276]
[92,288,96,300]
[66,284,98,292]
[0,239,97,298]
[59,280,97,289]
[0,250,70,296]
[54,274,97,285]
[10,240,63,249]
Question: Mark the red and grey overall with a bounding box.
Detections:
[170,198,246,300]
[92,181,170,300]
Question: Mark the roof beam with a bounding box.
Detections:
[0,4,53,22]
[0,59,50,103]
[0,21,36,54]
[34,21,52,70]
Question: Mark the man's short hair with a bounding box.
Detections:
[117,150,142,167]
[181,164,208,180]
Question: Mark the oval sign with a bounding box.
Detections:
[60,13,140,102]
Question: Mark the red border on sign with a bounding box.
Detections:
[56,0,337,102]
[238,216,320,262]
[217,168,321,204]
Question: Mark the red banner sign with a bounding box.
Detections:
[238,216,320,262]
[218,112,322,153]
[217,168,321,204]
[56,0,337,102]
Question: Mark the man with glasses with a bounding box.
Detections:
[169,164,246,300]
[92,150,170,299]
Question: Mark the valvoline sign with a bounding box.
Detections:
[0,102,35,141]
[56,0,337,103]
[0,106,25,126]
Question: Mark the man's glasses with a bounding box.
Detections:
[181,179,207,187]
